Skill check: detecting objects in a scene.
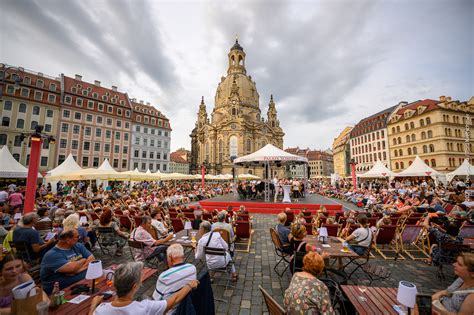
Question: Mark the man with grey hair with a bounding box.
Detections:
[195,220,238,281]
[211,211,234,240]
[13,213,55,260]
[152,244,196,311]
[90,261,198,314]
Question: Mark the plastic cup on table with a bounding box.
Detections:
[36,301,49,315]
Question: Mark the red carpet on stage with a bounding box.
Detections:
[197,200,343,215]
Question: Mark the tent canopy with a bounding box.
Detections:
[446,159,473,182]
[395,155,443,177]
[233,144,308,166]
[0,146,42,178]
[358,160,396,178]
[47,153,81,177]
[98,159,117,173]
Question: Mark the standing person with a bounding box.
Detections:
[8,189,23,212]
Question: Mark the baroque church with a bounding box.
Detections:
[190,40,285,175]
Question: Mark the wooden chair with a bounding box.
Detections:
[458,224,474,239]
[259,285,286,315]
[269,228,291,277]
[213,228,232,247]
[399,224,428,260]
[373,225,401,260]
[203,246,234,290]
[234,220,252,252]
[34,220,52,238]
[132,216,143,228]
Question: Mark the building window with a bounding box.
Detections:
[98,103,103,111]
[122,159,127,169]
[113,159,119,168]
[93,157,99,167]
[134,150,139,158]
[106,130,111,139]
[60,139,67,148]
[76,98,83,106]
[74,112,81,120]
[72,140,78,149]
[82,157,89,167]
[30,121,38,130]
[421,132,426,140]
[0,134,7,145]
[136,126,141,132]
[83,141,90,150]
[116,120,122,128]
[413,147,417,154]
[124,133,129,141]
[423,145,427,153]
[106,118,112,126]
[104,144,110,152]
[115,132,120,140]
[49,83,57,91]
[143,138,148,146]
[135,137,140,145]
[142,151,147,158]
[13,135,22,147]
[3,101,12,110]
[46,109,54,118]
[149,152,154,159]
[63,109,70,118]
[97,116,103,124]
[429,144,435,152]
[31,106,40,115]
[19,103,27,113]
[163,164,167,171]
[125,122,130,129]
[114,145,119,153]
[125,110,130,118]
[48,94,56,103]
[123,146,128,154]
[85,126,91,136]
[20,88,29,97]
[426,117,431,124]
[107,106,113,113]
[61,123,69,133]
[411,134,416,141]
[427,130,433,138]
[73,125,80,134]
[34,91,43,100]
[431,159,436,167]
[86,114,93,122]
[16,119,24,129]
[44,124,51,132]
[94,142,100,151]
[95,128,102,137]
[41,156,48,166]
[65,95,72,104]
[1,117,10,127]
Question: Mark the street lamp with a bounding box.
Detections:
[22,125,56,213]
[0,64,22,100]
[350,158,357,188]
[201,160,209,189]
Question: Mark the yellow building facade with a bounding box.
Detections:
[387,96,474,172]
[332,126,353,177]
[190,40,285,175]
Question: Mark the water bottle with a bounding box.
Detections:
[50,282,60,309]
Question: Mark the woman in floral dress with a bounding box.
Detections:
[284,251,335,314]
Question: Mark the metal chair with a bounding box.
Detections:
[9,241,38,265]
[269,228,291,277]
[96,227,118,255]
[259,285,286,315]
[127,239,160,269]
[435,242,471,280]
[203,246,235,290]
[360,251,401,285]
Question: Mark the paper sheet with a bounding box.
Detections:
[68,294,90,304]
[45,232,56,241]
[322,244,331,248]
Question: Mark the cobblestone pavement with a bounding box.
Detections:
[95,212,454,315]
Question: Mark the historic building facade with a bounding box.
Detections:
[0,65,61,172]
[332,126,353,177]
[130,100,171,172]
[169,149,190,174]
[190,40,284,175]
[307,150,334,178]
[387,96,474,172]
[349,104,398,174]
[58,75,132,171]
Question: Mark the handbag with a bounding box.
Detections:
[11,286,44,315]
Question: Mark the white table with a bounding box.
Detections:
[282,185,292,203]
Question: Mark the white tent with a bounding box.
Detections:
[98,159,117,173]
[446,159,473,182]
[0,146,42,178]
[358,160,396,178]
[234,144,308,165]
[47,153,82,177]
[395,155,443,177]
[238,173,260,180]
[45,153,81,191]
[46,168,114,181]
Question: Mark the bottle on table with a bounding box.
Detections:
[49,282,60,309]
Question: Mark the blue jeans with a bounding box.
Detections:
[348,244,367,256]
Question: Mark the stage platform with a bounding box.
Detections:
[198,193,352,215]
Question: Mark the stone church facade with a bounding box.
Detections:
[190,40,284,175]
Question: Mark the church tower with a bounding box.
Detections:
[190,39,285,175]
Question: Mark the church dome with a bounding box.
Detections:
[215,73,259,108]
[231,39,244,52]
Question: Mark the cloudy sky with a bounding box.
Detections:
[1,0,472,152]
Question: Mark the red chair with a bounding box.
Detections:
[399,224,426,260]
[114,209,123,216]
[368,217,378,227]
[235,220,252,252]
[374,225,399,259]
[171,218,184,232]
[203,212,213,221]
[321,223,339,237]
[184,212,195,220]
[169,212,178,219]
[304,223,313,235]
[285,211,294,226]
[132,216,143,228]
[118,215,133,231]
[90,213,99,221]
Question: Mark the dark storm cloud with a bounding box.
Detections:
[1,0,179,110]
[208,0,382,123]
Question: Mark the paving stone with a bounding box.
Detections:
[240,300,251,308]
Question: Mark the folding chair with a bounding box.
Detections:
[284,211,294,226]
[360,251,401,285]
[171,218,184,232]
[96,227,118,255]
[343,243,373,279]
[269,228,291,277]
[132,216,143,228]
[435,242,471,281]
[373,225,402,260]
[321,223,339,237]
[234,220,252,252]
[458,224,474,239]
[117,215,133,231]
[127,239,160,269]
[259,285,287,315]
[9,241,38,266]
[34,220,52,238]
[399,224,428,260]
[203,246,235,290]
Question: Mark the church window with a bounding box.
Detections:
[246,139,251,153]
[232,108,237,116]
[205,142,210,162]
[272,121,275,127]
[218,140,223,163]
[229,136,238,158]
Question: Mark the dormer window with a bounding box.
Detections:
[71,87,77,93]
[93,92,99,99]
[102,95,108,101]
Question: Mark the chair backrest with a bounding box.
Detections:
[118,215,132,231]
[285,212,294,226]
[213,228,231,245]
[259,285,287,315]
[401,225,423,243]
[9,241,34,263]
[270,228,284,250]
[204,246,227,257]
[132,216,143,228]
[235,221,250,238]
[34,220,52,232]
[171,218,184,232]
[321,223,339,237]
[375,225,397,245]
[97,226,115,236]
[459,225,474,239]
[127,239,145,249]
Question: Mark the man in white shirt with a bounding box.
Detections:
[153,244,196,311]
[195,221,237,280]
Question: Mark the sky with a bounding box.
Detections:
[1,0,473,152]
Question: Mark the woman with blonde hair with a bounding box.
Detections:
[284,251,335,314]
[289,223,313,273]
[61,213,91,249]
